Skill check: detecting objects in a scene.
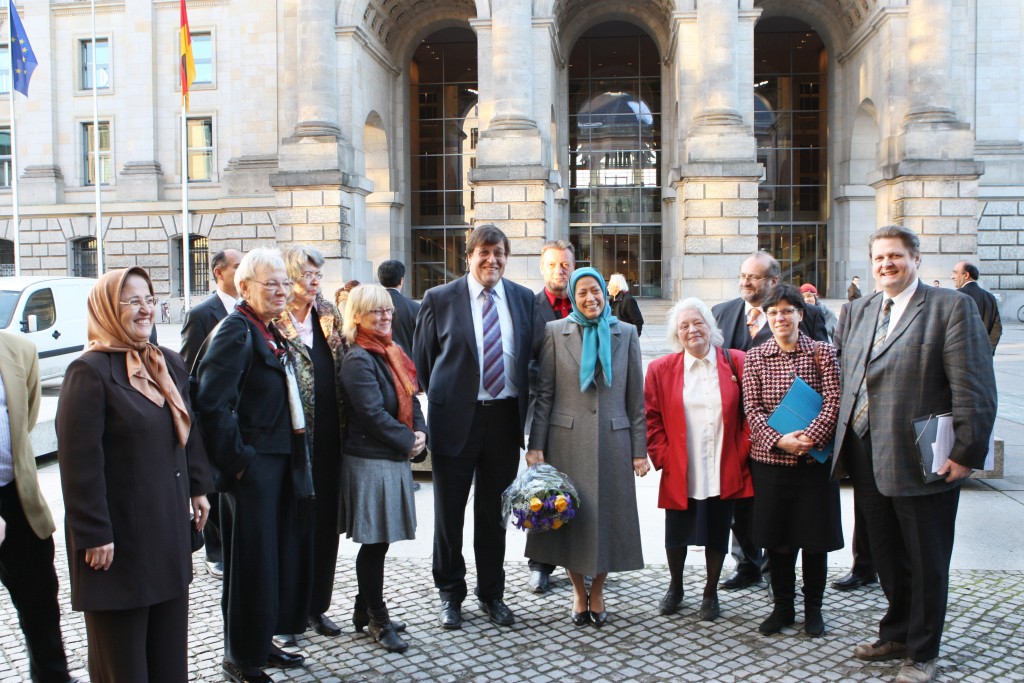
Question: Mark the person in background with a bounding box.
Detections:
[378,260,420,357]
[180,247,243,579]
[848,275,863,301]
[742,284,842,638]
[951,261,1002,354]
[645,298,753,622]
[606,273,644,336]
[0,330,82,683]
[799,283,838,341]
[338,284,426,653]
[526,267,649,628]
[335,280,361,316]
[276,245,346,643]
[57,267,212,681]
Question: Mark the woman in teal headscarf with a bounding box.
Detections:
[525,267,650,627]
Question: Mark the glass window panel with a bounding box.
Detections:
[638,38,659,77]
[591,37,639,78]
[443,191,468,225]
[416,85,443,119]
[411,43,444,83]
[192,33,213,84]
[641,226,662,260]
[414,230,445,262]
[0,128,9,188]
[416,121,444,156]
[415,155,443,191]
[443,41,477,82]
[568,40,589,78]
[640,189,661,223]
[186,118,213,181]
[83,122,112,186]
[412,192,445,225]
[0,46,9,94]
[640,260,662,297]
[81,38,110,90]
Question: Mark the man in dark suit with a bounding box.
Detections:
[524,240,575,594]
[413,225,535,630]
[179,247,242,577]
[712,251,830,590]
[952,261,1002,354]
[0,331,81,683]
[834,226,996,683]
[378,259,420,356]
[848,275,863,301]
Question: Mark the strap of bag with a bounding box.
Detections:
[722,347,745,419]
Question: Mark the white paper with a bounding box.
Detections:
[929,414,995,473]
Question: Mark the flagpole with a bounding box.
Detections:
[91,0,103,274]
[181,105,190,312]
[8,0,19,276]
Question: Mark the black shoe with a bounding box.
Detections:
[309,613,342,637]
[478,598,515,626]
[805,607,825,637]
[697,597,721,622]
[527,570,550,594]
[831,572,878,591]
[222,660,272,683]
[266,644,304,669]
[571,609,591,626]
[368,606,409,654]
[758,606,796,635]
[722,570,763,590]
[658,588,682,615]
[439,600,463,630]
[352,595,407,633]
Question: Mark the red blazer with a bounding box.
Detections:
[644,346,753,510]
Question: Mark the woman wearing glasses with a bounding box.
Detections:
[56,267,213,681]
[196,249,315,683]
[741,284,842,638]
[338,284,426,653]
[275,246,346,642]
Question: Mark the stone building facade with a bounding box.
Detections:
[0,0,1021,309]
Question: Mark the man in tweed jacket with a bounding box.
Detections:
[832,225,996,683]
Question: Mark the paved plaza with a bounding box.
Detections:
[2,307,1024,682]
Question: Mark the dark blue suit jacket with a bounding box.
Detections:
[413,275,535,456]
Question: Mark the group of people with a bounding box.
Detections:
[0,222,997,683]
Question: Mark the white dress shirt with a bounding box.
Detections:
[467,275,517,400]
[216,288,238,316]
[744,300,767,336]
[883,278,920,336]
[682,350,724,499]
[290,309,315,349]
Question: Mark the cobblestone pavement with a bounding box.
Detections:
[2,552,1023,682]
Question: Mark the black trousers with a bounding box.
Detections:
[84,592,188,683]
[850,491,875,577]
[203,492,222,563]
[844,430,960,662]
[728,497,765,574]
[432,398,520,603]
[309,474,341,617]
[221,453,313,668]
[0,482,71,683]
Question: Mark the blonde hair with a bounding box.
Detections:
[342,284,394,343]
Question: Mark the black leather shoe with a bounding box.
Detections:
[478,598,515,626]
[658,588,682,615]
[266,644,304,669]
[758,606,795,635]
[831,572,878,591]
[527,570,550,594]
[309,613,342,637]
[591,609,607,628]
[439,600,463,630]
[222,660,272,683]
[721,570,763,590]
[571,609,591,626]
[697,597,721,621]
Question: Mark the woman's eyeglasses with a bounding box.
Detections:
[118,296,158,311]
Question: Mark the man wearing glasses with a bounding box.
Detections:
[712,251,830,590]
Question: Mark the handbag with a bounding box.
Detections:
[190,517,205,553]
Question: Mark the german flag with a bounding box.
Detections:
[179,0,196,110]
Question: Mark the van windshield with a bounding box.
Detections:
[0,290,20,329]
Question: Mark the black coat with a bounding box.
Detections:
[712,297,830,351]
[387,288,421,357]
[609,290,644,336]
[339,345,426,460]
[958,281,1002,353]
[56,348,213,612]
[180,292,229,373]
[195,311,293,482]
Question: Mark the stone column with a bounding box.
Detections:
[294,0,340,137]
[488,1,536,131]
[904,0,955,124]
[693,0,742,127]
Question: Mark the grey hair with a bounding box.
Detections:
[280,244,325,280]
[235,248,285,297]
[540,240,575,259]
[608,273,628,292]
[665,297,724,353]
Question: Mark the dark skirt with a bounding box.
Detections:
[664,497,734,554]
[750,460,843,553]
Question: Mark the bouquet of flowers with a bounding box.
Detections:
[501,463,580,533]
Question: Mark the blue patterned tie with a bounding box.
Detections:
[852,298,893,438]
[481,288,506,398]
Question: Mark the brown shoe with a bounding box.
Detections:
[853,639,908,662]
[895,658,936,683]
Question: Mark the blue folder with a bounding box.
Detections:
[766,376,834,463]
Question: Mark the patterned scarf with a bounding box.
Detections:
[235,300,289,361]
[354,327,419,429]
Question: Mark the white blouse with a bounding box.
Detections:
[682,349,725,500]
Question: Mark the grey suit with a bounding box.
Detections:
[832,282,996,662]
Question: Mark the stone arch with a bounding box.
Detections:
[364,111,391,193]
[754,0,848,58]
[848,99,879,184]
[554,1,672,63]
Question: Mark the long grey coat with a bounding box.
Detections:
[525,317,646,576]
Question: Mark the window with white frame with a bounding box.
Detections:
[83,122,112,186]
[0,127,10,188]
[186,117,213,181]
[80,37,111,90]
[192,33,213,85]
[0,46,9,94]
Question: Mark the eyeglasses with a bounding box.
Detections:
[253,280,294,291]
[298,271,323,283]
[766,307,800,317]
[738,273,769,282]
[118,296,158,311]
[368,307,395,317]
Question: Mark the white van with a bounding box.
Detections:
[0,276,96,380]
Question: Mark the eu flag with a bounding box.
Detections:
[9,1,37,96]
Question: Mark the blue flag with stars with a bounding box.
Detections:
[9,1,37,96]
